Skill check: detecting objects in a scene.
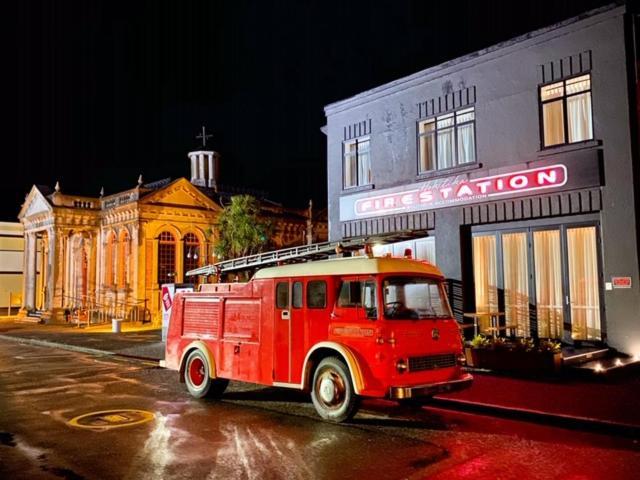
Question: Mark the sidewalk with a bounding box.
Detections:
[0,318,164,361]
[1,317,639,432]
[435,369,640,433]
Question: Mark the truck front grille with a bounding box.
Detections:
[409,353,456,372]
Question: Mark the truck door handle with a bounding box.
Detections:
[281,310,290,320]
[330,312,339,319]
[234,343,240,354]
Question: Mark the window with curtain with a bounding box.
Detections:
[183,232,200,277]
[472,235,498,333]
[418,107,475,173]
[533,230,563,339]
[343,137,371,188]
[117,230,130,288]
[502,232,529,337]
[157,231,176,285]
[567,226,600,340]
[371,237,436,264]
[540,74,593,147]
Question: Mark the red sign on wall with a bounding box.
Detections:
[353,164,567,217]
[611,277,632,289]
[161,286,173,310]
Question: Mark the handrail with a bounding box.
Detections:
[61,294,150,326]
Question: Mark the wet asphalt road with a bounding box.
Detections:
[1,340,639,480]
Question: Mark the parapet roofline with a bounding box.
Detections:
[324,2,623,116]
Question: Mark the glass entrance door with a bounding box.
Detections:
[472,224,602,341]
[502,232,530,337]
[566,226,601,341]
[533,230,563,339]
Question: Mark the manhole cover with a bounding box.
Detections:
[67,409,155,431]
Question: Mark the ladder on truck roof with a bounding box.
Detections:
[186,238,368,277]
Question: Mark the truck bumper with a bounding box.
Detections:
[388,373,473,400]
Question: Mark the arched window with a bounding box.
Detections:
[105,232,117,287]
[183,233,201,279]
[157,231,176,284]
[117,230,130,288]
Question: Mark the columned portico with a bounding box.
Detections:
[22,232,37,310]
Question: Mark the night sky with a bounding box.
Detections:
[1,0,615,220]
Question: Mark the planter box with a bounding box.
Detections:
[466,347,562,373]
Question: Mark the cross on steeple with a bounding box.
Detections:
[196,126,212,148]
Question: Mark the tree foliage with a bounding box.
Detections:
[213,195,271,260]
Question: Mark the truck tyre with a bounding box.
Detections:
[184,349,228,399]
[311,356,359,422]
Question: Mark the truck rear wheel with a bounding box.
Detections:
[184,349,228,399]
[311,356,359,422]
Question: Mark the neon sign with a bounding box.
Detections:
[354,164,567,217]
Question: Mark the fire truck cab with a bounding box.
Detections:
[165,255,472,422]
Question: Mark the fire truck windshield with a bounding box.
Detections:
[382,276,452,320]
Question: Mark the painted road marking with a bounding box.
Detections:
[67,409,155,431]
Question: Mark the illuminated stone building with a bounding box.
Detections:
[18,146,325,323]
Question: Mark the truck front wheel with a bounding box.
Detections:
[311,357,359,422]
[184,349,228,399]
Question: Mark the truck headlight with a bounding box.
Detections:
[457,353,467,366]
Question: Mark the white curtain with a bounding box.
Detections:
[502,233,529,337]
[567,227,601,340]
[457,123,475,164]
[533,230,563,338]
[357,140,371,185]
[473,235,498,333]
[437,115,455,169]
[416,237,436,264]
[567,93,593,143]
[374,237,436,264]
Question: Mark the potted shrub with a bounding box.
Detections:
[466,335,563,373]
[537,339,563,372]
[465,334,490,368]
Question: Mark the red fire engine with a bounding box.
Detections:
[165,253,472,422]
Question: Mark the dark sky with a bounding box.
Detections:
[1,0,615,220]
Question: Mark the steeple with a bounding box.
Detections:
[188,126,220,191]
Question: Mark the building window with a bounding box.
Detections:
[418,107,475,172]
[343,137,371,188]
[183,233,200,277]
[105,232,117,287]
[157,231,176,284]
[117,230,130,288]
[372,237,435,264]
[540,74,593,147]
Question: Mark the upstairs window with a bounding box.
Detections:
[540,74,593,147]
[343,137,371,188]
[418,107,475,172]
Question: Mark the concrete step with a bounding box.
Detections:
[562,346,609,366]
[572,355,640,375]
[16,316,44,324]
